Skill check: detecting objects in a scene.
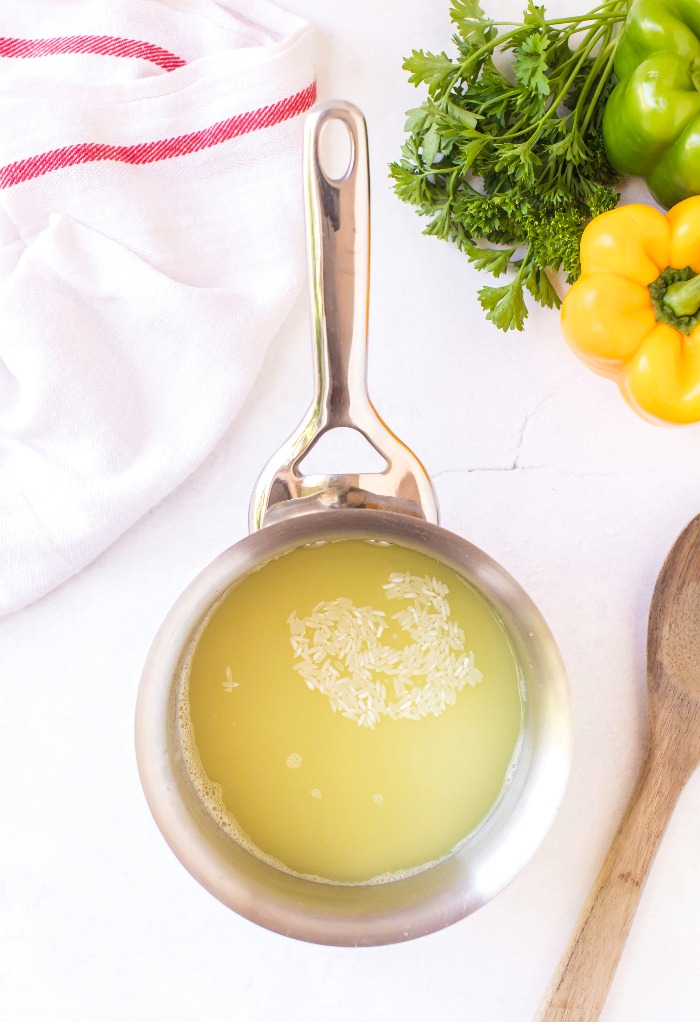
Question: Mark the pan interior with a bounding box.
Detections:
[176,532,525,886]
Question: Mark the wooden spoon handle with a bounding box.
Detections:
[534,742,686,1022]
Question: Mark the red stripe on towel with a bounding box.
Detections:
[0,35,187,70]
[0,80,317,189]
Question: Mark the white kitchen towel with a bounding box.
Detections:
[0,0,315,615]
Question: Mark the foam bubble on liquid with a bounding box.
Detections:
[504,728,525,787]
[286,753,302,769]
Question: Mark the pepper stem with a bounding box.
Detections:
[663,272,700,317]
[648,266,700,336]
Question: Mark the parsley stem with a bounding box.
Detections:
[466,19,611,145]
[529,24,611,138]
[494,0,630,28]
[578,40,618,134]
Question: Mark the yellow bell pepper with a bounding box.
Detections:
[561,198,700,425]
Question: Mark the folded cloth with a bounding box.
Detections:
[0,0,315,615]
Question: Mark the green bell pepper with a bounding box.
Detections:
[603,0,700,209]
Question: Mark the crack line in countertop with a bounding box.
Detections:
[433,390,564,477]
[511,389,557,469]
[431,465,628,479]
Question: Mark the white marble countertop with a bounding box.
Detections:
[2,2,700,1020]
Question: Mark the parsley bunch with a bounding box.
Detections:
[389,0,629,331]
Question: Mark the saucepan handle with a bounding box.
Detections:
[249,102,438,531]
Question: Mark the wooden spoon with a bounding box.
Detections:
[535,512,700,1022]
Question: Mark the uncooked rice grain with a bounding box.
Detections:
[288,573,483,728]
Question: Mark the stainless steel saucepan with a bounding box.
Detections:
[135,102,571,947]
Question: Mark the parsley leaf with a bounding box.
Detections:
[513,33,551,98]
[390,0,627,332]
[403,50,455,97]
[479,280,528,332]
[450,0,494,44]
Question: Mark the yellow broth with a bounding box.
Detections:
[179,539,523,884]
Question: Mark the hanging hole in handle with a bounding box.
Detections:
[317,116,355,183]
